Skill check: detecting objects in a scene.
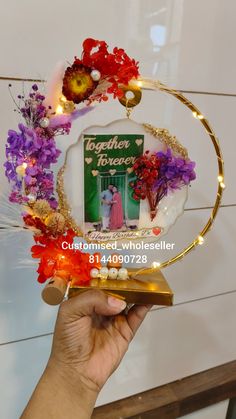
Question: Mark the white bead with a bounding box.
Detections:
[118,268,128,280]
[100,267,109,279]
[90,69,101,81]
[90,268,99,278]
[108,268,118,279]
[27,194,36,203]
[39,117,50,128]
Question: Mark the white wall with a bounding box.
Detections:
[0,1,235,418]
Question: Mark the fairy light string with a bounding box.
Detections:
[132,78,225,277]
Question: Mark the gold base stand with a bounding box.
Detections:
[69,269,173,306]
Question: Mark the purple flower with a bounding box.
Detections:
[153,148,196,203]
[4,121,61,206]
[4,84,75,208]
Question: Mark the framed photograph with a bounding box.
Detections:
[83,133,144,241]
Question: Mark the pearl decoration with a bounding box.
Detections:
[118,268,128,280]
[39,117,50,128]
[108,268,118,279]
[90,268,99,279]
[16,165,26,177]
[90,69,101,82]
[27,194,36,203]
[100,267,109,279]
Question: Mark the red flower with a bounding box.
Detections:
[23,214,47,235]
[64,38,139,104]
[130,152,161,220]
[31,229,101,285]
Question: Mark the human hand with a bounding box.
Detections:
[21,290,151,419]
[50,290,151,395]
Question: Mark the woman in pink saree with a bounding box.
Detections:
[109,186,124,230]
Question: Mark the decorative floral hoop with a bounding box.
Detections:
[3,39,224,303]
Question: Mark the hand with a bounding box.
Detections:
[21,290,151,419]
[50,290,151,394]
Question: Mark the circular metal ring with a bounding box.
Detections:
[118,84,142,108]
[134,78,225,277]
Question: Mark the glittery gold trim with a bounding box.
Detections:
[56,166,83,236]
[143,124,188,158]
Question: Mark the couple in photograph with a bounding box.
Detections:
[101,184,124,231]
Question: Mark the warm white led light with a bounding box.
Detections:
[22,162,28,169]
[152,261,161,268]
[218,175,223,182]
[60,95,67,102]
[56,105,63,114]
[198,235,204,245]
[220,182,226,189]
[192,111,204,120]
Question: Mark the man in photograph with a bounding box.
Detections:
[101,184,114,231]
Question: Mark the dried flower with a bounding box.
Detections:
[4,121,61,205]
[62,64,98,104]
[130,149,196,220]
[154,148,196,201]
[32,199,52,219]
[31,229,101,284]
[45,212,66,234]
[63,38,139,104]
[23,214,48,235]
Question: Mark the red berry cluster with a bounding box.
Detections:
[130,151,160,201]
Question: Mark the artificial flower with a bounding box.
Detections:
[154,148,196,200]
[31,229,101,284]
[4,119,61,205]
[32,199,52,219]
[63,38,139,104]
[62,64,98,104]
[23,214,48,235]
[130,149,196,220]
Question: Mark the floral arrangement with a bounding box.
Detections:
[130,149,196,220]
[31,229,101,284]
[3,38,139,285]
[62,38,139,104]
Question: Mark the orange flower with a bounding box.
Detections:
[31,230,101,284]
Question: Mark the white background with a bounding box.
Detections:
[0,1,235,418]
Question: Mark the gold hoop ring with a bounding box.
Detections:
[134,78,225,277]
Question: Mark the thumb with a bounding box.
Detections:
[59,290,127,320]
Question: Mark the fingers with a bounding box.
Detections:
[126,304,152,337]
[60,290,127,320]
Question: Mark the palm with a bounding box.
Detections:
[51,291,151,392]
[82,314,132,389]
